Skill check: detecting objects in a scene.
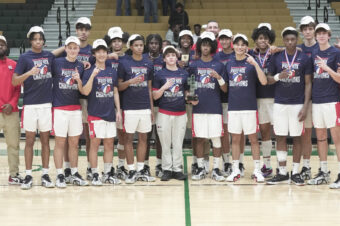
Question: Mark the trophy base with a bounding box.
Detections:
[186,95,198,102]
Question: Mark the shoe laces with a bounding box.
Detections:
[128,170,136,179]
[42,174,52,182]
[73,172,83,180]
[119,166,128,174]
[57,174,65,183]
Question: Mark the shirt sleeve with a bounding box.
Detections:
[14,54,26,75]
[152,72,161,90]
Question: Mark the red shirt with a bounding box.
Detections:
[191,39,223,54]
[0,57,20,112]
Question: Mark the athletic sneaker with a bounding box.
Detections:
[290,172,305,186]
[155,164,163,178]
[161,170,172,181]
[251,170,265,183]
[192,167,206,181]
[239,163,245,177]
[8,173,23,185]
[143,165,151,176]
[64,168,72,184]
[41,174,54,188]
[21,175,33,190]
[125,170,137,184]
[226,170,241,182]
[191,163,198,175]
[329,173,340,189]
[102,167,121,185]
[55,174,66,188]
[116,166,128,180]
[307,171,331,185]
[211,168,225,182]
[71,172,89,186]
[266,173,290,185]
[136,168,156,182]
[222,163,232,177]
[172,171,187,180]
[204,159,209,174]
[261,165,273,178]
[300,167,312,180]
[86,167,93,180]
[91,173,102,186]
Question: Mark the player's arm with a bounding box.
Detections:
[51,46,65,57]
[245,53,267,85]
[298,74,312,121]
[114,87,122,122]
[72,68,84,93]
[210,70,227,92]
[267,69,290,85]
[148,80,154,121]
[152,79,174,100]
[81,68,100,95]
[12,66,39,86]
[316,55,340,83]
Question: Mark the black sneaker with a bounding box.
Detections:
[191,167,206,181]
[172,171,187,180]
[64,168,71,178]
[155,164,163,178]
[125,170,137,184]
[222,162,232,177]
[161,170,172,181]
[266,173,290,185]
[41,174,55,188]
[307,170,331,185]
[86,167,93,180]
[191,163,198,175]
[56,174,66,188]
[143,165,151,176]
[8,173,23,185]
[291,172,305,186]
[116,165,128,180]
[239,163,245,177]
[21,175,33,190]
[300,166,312,180]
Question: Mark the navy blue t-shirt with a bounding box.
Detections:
[214,51,234,103]
[52,57,84,107]
[14,50,55,105]
[82,65,118,122]
[226,57,258,111]
[189,58,226,114]
[117,55,153,110]
[269,50,312,105]
[298,42,319,58]
[153,68,189,114]
[311,46,340,103]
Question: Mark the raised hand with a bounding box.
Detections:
[209,70,222,80]
[29,65,40,76]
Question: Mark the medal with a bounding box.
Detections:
[284,49,298,78]
[258,49,270,68]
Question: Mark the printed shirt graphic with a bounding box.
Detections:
[189,59,226,114]
[226,58,258,111]
[52,57,84,108]
[311,46,340,103]
[14,50,55,105]
[117,55,153,110]
[82,65,118,122]
[153,68,189,114]
[269,50,312,105]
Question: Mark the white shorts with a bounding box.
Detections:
[88,120,116,139]
[80,99,88,124]
[21,103,52,132]
[186,104,192,128]
[222,103,228,124]
[305,101,313,129]
[192,114,223,138]
[53,109,83,137]
[257,98,274,125]
[312,102,340,129]
[228,111,259,135]
[273,103,304,137]
[123,109,152,133]
[116,109,123,130]
[152,106,159,125]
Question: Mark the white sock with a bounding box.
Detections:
[26,170,32,176]
[239,153,244,163]
[128,164,135,171]
[42,168,49,175]
[277,150,287,175]
[261,140,272,168]
[303,159,310,168]
[91,168,98,174]
[193,156,197,164]
[156,158,162,165]
[232,160,240,173]
[279,166,287,175]
[137,162,144,172]
[64,162,71,169]
[71,167,78,175]
[56,168,63,175]
[292,162,299,175]
[254,160,261,171]
[222,153,230,164]
[320,161,328,173]
[144,160,149,166]
[213,157,220,169]
[118,158,125,168]
[197,158,204,168]
[87,162,91,168]
[263,157,271,168]
[104,163,113,174]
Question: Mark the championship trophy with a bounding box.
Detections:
[181,54,189,67]
[186,74,198,102]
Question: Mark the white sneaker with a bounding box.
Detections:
[211,168,225,182]
[102,168,121,185]
[41,174,54,188]
[125,170,137,184]
[136,169,156,182]
[252,170,265,183]
[56,174,67,188]
[71,172,89,186]
[226,170,241,182]
[307,171,331,185]
[91,173,102,186]
[329,173,340,189]
[192,167,206,181]
[21,175,33,190]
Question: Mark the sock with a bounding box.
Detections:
[277,150,287,175]
[197,158,204,168]
[213,157,220,169]
[64,162,71,169]
[232,160,240,173]
[104,163,113,174]
[156,158,162,165]
[26,170,32,176]
[144,160,149,166]
[239,153,244,163]
[261,140,272,168]
[263,157,271,168]
[118,158,125,168]
[292,162,299,175]
[254,160,261,171]
[56,168,63,175]
[71,167,78,175]
[91,168,98,174]
[303,159,310,168]
[320,161,328,173]
[87,162,91,168]
[279,166,287,175]
[222,153,230,164]
[42,168,49,175]
[137,162,144,172]
[192,156,197,164]
[128,164,135,171]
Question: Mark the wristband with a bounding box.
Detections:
[218,78,225,86]
[274,73,280,81]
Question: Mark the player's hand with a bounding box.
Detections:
[91,67,100,77]
[316,55,329,72]
[178,60,186,68]
[298,106,307,122]
[162,79,174,90]
[83,61,91,70]
[209,70,221,80]
[269,45,283,54]
[116,109,122,123]
[1,104,13,115]
[129,74,144,84]
[108,52,119,60]
[189,100,199,105]
[279,69,290,79]
[29,65,40,76]
[72,68,81,81]
[334,37,340,49]
[246,54,258,66]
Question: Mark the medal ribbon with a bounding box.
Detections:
[258,49,270,68]
[284,49,298,71]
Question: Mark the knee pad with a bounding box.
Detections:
[211,137,221,148]
[117,143,124,150]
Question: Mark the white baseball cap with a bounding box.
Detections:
[200,31,215,41]
[202,24,207,30]
[315,23,331,32]
[163,45,179,55]
[218,29,233,38]
[75,17,91,27]
[281,26,297,37]
[258,23,272,30]
[27,26,44,38]
[179,30,193,38]
[65,36,80,46]
[127,34,142,49]
[299,16,315,28]
[93,39,108,49]
[0,35,7,44]
[233,33,248,42]
[108,27,123,39]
